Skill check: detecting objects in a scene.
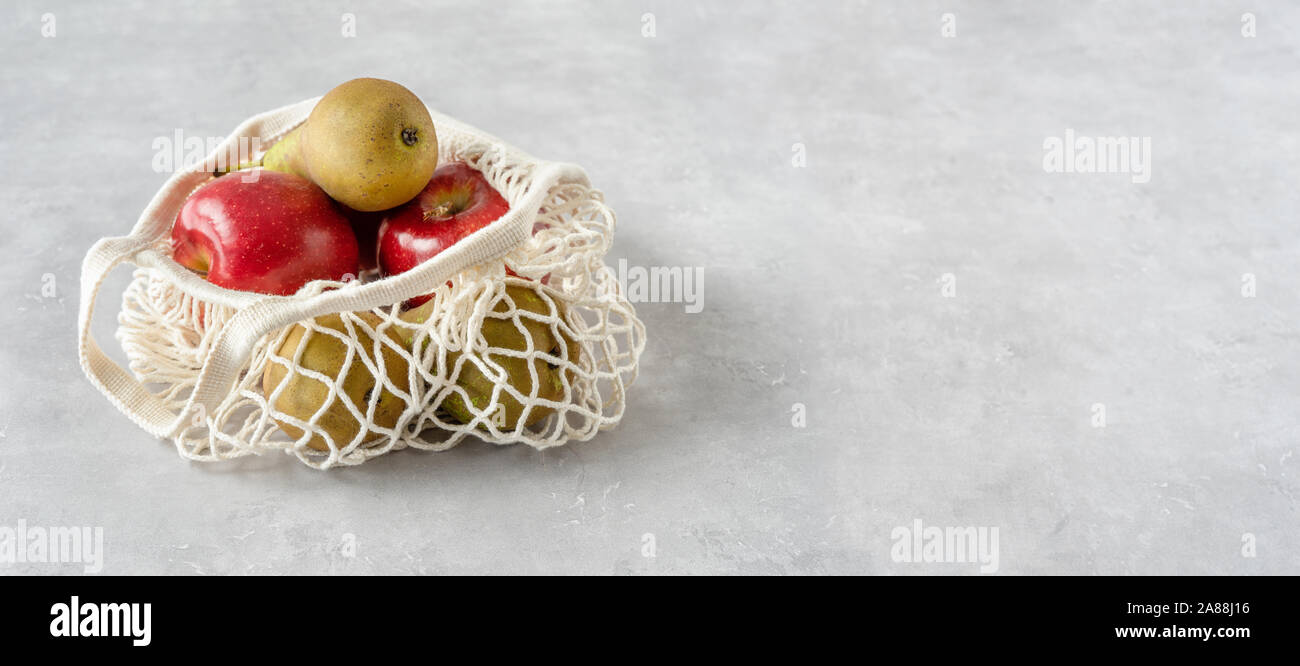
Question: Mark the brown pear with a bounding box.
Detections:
[301,78,438,211]
[438,285,578,430]
[262,312,411,451]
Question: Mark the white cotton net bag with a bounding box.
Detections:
[80,97,645,469]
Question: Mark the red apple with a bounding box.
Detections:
[171,170,360,296]
[377,162,510,306]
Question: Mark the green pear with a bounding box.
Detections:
[301,78,438,211]
[261,126,309,179]
[262,312,411,451]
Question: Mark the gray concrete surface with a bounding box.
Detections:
[0,1,1297,575]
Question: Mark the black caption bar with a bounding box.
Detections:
[0,575,1291,654]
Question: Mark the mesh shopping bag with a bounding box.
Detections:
[79,97,645,469]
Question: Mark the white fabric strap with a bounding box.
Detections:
[78,236,179,437]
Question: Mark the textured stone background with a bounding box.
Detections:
[0,1,1296,574]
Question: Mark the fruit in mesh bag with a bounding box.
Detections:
[412,285,578,430]
[262,313,411,451]
[300,78,439,212]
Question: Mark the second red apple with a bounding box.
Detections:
[377,162,510,306]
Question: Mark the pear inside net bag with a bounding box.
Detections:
[95,98,645,469]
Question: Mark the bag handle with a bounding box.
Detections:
[78,235,187,437]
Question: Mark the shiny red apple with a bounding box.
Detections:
[377,162,510,306]
[171,170,360,295]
